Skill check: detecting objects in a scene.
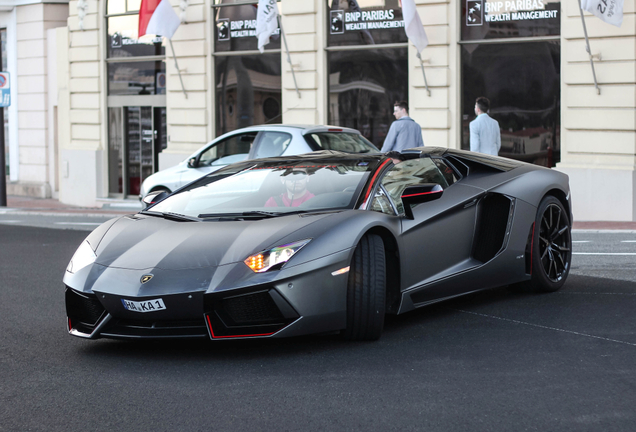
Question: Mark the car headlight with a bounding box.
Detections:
[244,239,311,273]
[66,240,97,274]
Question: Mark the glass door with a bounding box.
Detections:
[108,106,166,197]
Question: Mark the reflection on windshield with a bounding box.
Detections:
[149,160,376,218]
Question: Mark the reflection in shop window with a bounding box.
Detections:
[461,42,560,167]
[328,48,407,149]
[108,61,166,95]
[215,54,282,136]
[106,0,165,58]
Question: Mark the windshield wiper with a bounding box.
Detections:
[198,211,278,219]
[141,211,199,222]
[198,210,310,219]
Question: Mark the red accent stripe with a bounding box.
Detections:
[68,317,72,331]
[364,159,392,202]
[138,0,162,37]
[205,315,277,339]
[401,190,442,198]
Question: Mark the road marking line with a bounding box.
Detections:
[0,220,21,223]
[53,222,102,226]
[573,252,636,256]
[558,292,636,296]
[621,240,636,243]
[452,309,636,348]
[572,240,590,243]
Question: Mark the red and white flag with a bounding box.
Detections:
[581,0,624,27]
[138,0,181,39]
[400,0,428,54]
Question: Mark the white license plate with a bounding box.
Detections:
[121,298,166,313]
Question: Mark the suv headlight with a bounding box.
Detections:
[244,239,311,273]
[66,240,97,274]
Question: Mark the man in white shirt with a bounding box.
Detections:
[469,97,501,156]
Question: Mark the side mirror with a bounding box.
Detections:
[401,184,443,220]
[187,157,198,168]
[142,191,169,208]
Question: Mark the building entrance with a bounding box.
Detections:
[108,106,167,198]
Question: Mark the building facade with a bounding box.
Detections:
[0,0,68,199]
[3,0,634,221]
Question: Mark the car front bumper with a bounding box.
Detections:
[65,249,353,340]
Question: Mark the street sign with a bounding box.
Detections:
[0,72,10,107]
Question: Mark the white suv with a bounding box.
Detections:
[140,124,379,199]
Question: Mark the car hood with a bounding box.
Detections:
[93,213,334,270]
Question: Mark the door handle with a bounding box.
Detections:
[463,198,478,209]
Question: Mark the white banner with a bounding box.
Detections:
[256,0,279,53]
[581,0,624,27]
[401,0,428,53]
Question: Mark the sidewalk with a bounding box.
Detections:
[2,195,139,216]
[3,195,636,231]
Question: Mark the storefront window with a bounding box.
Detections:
[328,48,407,148]
[108,61,166,95]
[213,1,282,136]
[327,0,408,149]
[215,54,281,136]
[106,0,167,197]
[460,2,561,167]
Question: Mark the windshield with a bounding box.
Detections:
[148,159,378,218]
[304,132,379,153]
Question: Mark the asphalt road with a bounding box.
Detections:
[1,224,635,432]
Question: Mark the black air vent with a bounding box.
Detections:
[221,291,285,325]
[472,194,512,263]
[66,288,105,326]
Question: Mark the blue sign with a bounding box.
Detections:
[0,72,10,107]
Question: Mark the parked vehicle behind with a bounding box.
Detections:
[139,124,379,200]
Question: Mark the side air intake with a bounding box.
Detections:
[472,194,513,263]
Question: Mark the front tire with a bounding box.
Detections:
[343,234,386,341]
[529,195,572,292]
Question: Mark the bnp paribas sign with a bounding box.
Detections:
[463,0,560,40]
[467,0,558,25]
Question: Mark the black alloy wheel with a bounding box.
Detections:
[531,195,572,292]
[342,233,386,341]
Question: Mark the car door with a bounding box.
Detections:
[373,156,485,299]
[179,132,257,187]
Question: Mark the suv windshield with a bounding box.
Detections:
[304,132,379,153]
[148,159,378,218]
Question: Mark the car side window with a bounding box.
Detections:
[253,131,292,158]
[305,132,378,153]
[433,158,458,186]
[198,133,256,167]
[378,157,449,215]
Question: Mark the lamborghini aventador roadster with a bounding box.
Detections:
[65,147,572,341]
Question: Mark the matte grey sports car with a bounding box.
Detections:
[65,147,572,341]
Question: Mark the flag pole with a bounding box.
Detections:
[416,52,430,97]
[578,0,600,95]
[169,38,188,99]
[277,15,301,99]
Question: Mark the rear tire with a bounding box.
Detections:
[528,195,572,292]
[343,234,386,341]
